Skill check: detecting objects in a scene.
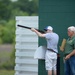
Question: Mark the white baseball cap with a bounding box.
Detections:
[68,26,75,33]
[44,26,53,31]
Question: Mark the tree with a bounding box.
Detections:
[0,20,15,44]
[0,0,12,20]
[12,0,38,15]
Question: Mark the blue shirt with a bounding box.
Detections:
[44,32,59,53]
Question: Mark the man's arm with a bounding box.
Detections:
[65,49,75,60]
[31,28,45,37]
[68,49,75,56]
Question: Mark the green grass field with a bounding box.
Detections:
[0,70,15,75]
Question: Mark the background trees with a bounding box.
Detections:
[0,0,38,44]
[0,0,38,70]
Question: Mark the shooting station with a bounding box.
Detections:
[15,0,75,75]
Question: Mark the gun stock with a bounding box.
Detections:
[17,25,45,33]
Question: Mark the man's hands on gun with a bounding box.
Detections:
[31,28,37,32]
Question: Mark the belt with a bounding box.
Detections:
[47,49,60,57]
[47,49,57,53]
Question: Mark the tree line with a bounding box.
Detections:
[0,0,38,44]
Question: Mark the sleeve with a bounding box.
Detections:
[44,33,52,39]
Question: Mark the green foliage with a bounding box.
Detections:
[0,0,38,44]
[0,0,38,70]
[0,61,14,70]
[0,20,15,44]
[0,70,14,75]
[0,0,12,20]
[17,0,38,15]
[11,8,29,19]
[10,48,15,67]
[0,0,38,21]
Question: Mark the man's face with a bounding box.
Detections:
[46,29,52,33]
[68,29,74,37]
[44,29,52,33]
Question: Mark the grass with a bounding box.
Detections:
[0,44,13,58]
[0,70,15,75]
[0,50,11,64]
[0,51,11,58]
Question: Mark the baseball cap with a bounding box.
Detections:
[44,26,53,31]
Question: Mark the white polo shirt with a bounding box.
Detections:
[44,32,59,53]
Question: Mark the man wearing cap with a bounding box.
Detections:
[31,26,59,75]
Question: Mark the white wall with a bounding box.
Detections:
[15,16,38,75]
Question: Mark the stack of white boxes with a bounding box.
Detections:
[15,16,38,75]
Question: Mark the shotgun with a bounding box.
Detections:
[17,25,45,33]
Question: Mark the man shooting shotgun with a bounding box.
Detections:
[17,25,45,33]
[18,24,59,75]
[31,26,59,75]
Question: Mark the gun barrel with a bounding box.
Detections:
[18,25,31,29]
[17,24,45,33]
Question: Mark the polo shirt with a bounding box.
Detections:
[64,35,75,55]
[44,32,59,53]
